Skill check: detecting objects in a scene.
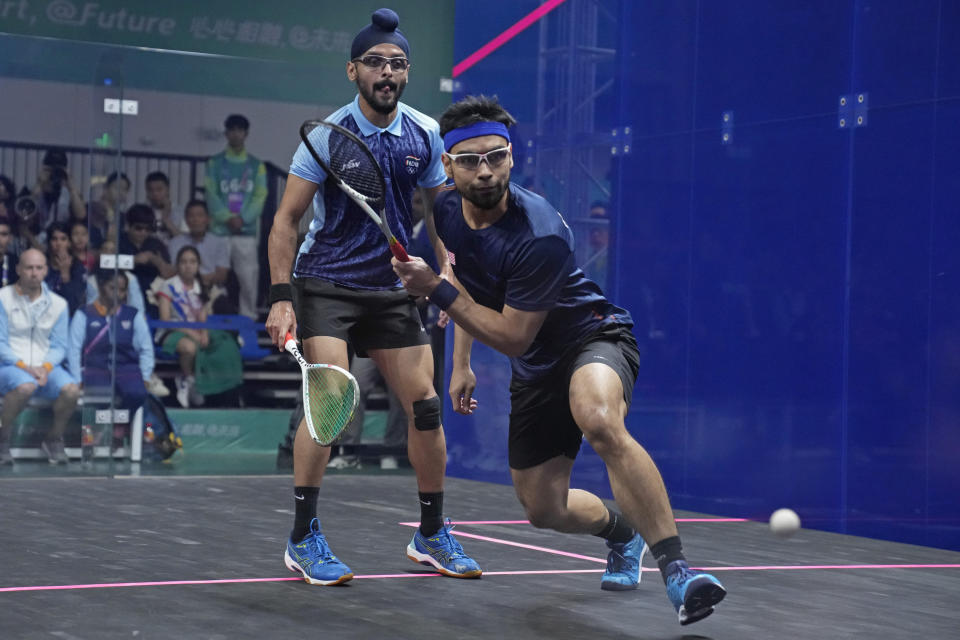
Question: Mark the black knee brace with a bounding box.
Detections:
[412,396,441,431]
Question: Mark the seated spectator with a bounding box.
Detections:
[146,171,185,241]
[86,238,145,314]
[119,204,175,314]
[0,249,81,465]
[88,171,130,247]
[326,356,407,471]
[156,246,242,407]
[45,221,87,314]
[80,261,168,398]
[70,219,97,271]
[1,219,18,288]
[168,200,231,290]
[69,268,154,452]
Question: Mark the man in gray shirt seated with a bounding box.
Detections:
[168,200,231,291]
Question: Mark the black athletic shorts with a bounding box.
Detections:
[508,324,640,470]
[293,277,428,356]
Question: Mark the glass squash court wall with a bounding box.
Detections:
[2,0,958,553]
[444,0,960,552]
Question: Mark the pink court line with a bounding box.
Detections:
[441,530,606,563]
[452,0,568,78]
[4,565,958,593]
[397,518,747,526]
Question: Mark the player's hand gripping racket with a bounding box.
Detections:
[284,332,360,446]
[299,120,410,261]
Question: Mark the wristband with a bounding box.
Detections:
[428,279,459,311]
[269,283,294,305]
[42,362,54,373]
[15,360,28,370]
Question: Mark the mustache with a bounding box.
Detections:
[373,80,398,92]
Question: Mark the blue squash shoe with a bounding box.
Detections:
[406,519,482,578]
[601,532,647,591]
[664,560,726,625]
[284,518,354,585]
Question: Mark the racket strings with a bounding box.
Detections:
[303,123,384,204]
[303,366,358,445]
[328,134,384,203]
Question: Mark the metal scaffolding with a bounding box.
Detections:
[531,0,621,280]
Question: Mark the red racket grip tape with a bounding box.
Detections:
[390,241,410,262]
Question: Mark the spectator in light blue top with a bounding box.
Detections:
[69,268,154,425]
[0,249,81,465]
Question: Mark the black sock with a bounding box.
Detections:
[650,536,686,583]
[418,491,444,536]
[593,508,636,544]
[291,486,320,542]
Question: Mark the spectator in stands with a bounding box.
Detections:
[88,171,130,247]
[68,268,154,452]
[0,249,81,465]
[70,219,96,272]
[205,113,267,319]
[45,221,87,314]
[81,259,168,398]
[584,200,610,290]
[327,356,407,470]
[146,171,185,241]
[156,246,242,408]
[31,149,86,229]
[119,204,175,313]
[1,219,18,288]
[168,200,230,290]
[0,174,15,221]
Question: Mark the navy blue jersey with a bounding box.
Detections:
[434,184,633,381]
[291,96,447,289]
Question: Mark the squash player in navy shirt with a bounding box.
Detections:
[393,95,727,626]
[265,9,480,587]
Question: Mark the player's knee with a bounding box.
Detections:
[523,502,563,530]
[412,396,441,431]
[578,408,626,454]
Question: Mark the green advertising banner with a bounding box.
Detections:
[0,0,454,111]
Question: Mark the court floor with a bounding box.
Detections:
[1,474,958,639]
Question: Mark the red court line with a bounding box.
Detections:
[452,0,568,78]
[3,564,958,593]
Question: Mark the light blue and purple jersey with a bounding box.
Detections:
[290,96,446,289]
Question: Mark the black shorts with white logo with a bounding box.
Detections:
[293,277,428,357]
[507,324,640,470]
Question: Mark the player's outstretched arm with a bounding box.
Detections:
[265,175,317,350]
[392,256,548,358]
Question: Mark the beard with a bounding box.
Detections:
[358,78,406,115]
[460,179,509,211]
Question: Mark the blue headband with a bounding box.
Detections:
[443,122,511,152]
